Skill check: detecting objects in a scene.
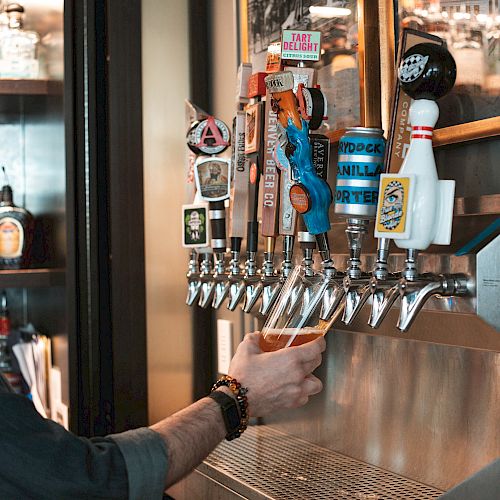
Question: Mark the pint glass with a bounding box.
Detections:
[259,265,331,351]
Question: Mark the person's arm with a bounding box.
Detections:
[151,332,326,488]
[0,393,132,499]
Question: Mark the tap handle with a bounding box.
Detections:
[230,236,242,254]
[265,71,331,236]
[246,153,261,254]
[247,221,259,254]
[399,43,456,101]
[229,111,249,240]
[261,91,281,238]
[209,200,226,253]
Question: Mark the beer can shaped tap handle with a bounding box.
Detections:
[265,71,331,236]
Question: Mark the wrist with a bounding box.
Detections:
[210,375,249,440]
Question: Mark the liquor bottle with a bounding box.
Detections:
[0,175,34,269]
[0,3,40,79]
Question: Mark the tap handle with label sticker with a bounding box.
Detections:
[375,43,456,248]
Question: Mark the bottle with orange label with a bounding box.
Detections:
[0,179,34,269]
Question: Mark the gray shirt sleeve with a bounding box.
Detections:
[439,458,500,500]
[110,427,168,500]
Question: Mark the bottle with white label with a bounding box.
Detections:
[0,3,40,79]
[0,183,34,269]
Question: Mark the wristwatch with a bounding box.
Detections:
[208,390,242,441]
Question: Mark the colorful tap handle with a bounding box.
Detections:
[264,71,331,236]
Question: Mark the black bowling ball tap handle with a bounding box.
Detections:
[398,43,456,101]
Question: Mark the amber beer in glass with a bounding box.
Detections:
[259,327,325,352]
[259,266,330,351]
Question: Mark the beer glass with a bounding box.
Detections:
[259,265,331,351]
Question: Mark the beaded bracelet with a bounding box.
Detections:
[211,375,249,440]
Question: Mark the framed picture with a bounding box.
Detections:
[379,0,500,147]
[238,0,382,139]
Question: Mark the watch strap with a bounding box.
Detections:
[208,390,242,441]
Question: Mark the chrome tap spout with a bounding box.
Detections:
[258,248,283,316]
[242,277,262,313]
[226,250,245,311]
[341,276,372,325]
[186,250,202,306]
[211,252,229,309]
[198,254,216,309]
[318,270,345,322]
[186,274,202,306]
[368,275,400,329]
[227,277,245,311]
[259,275,282,316]
[397,273,469,332]
[242,251,262,313]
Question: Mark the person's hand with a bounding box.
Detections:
[227,332,326,417]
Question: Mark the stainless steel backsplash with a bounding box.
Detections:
[263,330,500,491]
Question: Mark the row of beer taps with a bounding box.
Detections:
[184,41,470,333]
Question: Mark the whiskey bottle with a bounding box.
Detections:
[0,3,40,79]
[0,182,34,269]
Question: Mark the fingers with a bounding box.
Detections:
[240,332,262,354]
[301,374,323,396]
[302,353,323,374]
[293,335,327,362]
[288,375,323,409]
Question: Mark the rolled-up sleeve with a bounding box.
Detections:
[0,394,167,500]
[109,428,168,500]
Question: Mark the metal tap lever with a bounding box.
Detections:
[186,249,202,306]
[398,273,469,332]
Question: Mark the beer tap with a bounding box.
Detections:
[183,195,211,306]
[268,70,328,317]
[241,152,262,313]
[188,115,232,309]
[183,102,214,307]
[367,237,400,328]
[241,78,267,313]
[274,136,301,312]
[257,89,283,316]
[265,71,338,325]
[374,43,469,331]
[332,127,387,325]
[226,110,249,310]
[194,156,231,309]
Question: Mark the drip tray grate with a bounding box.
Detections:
[201,425,444,499]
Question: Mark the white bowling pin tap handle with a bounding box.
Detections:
[374,99,455,249]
